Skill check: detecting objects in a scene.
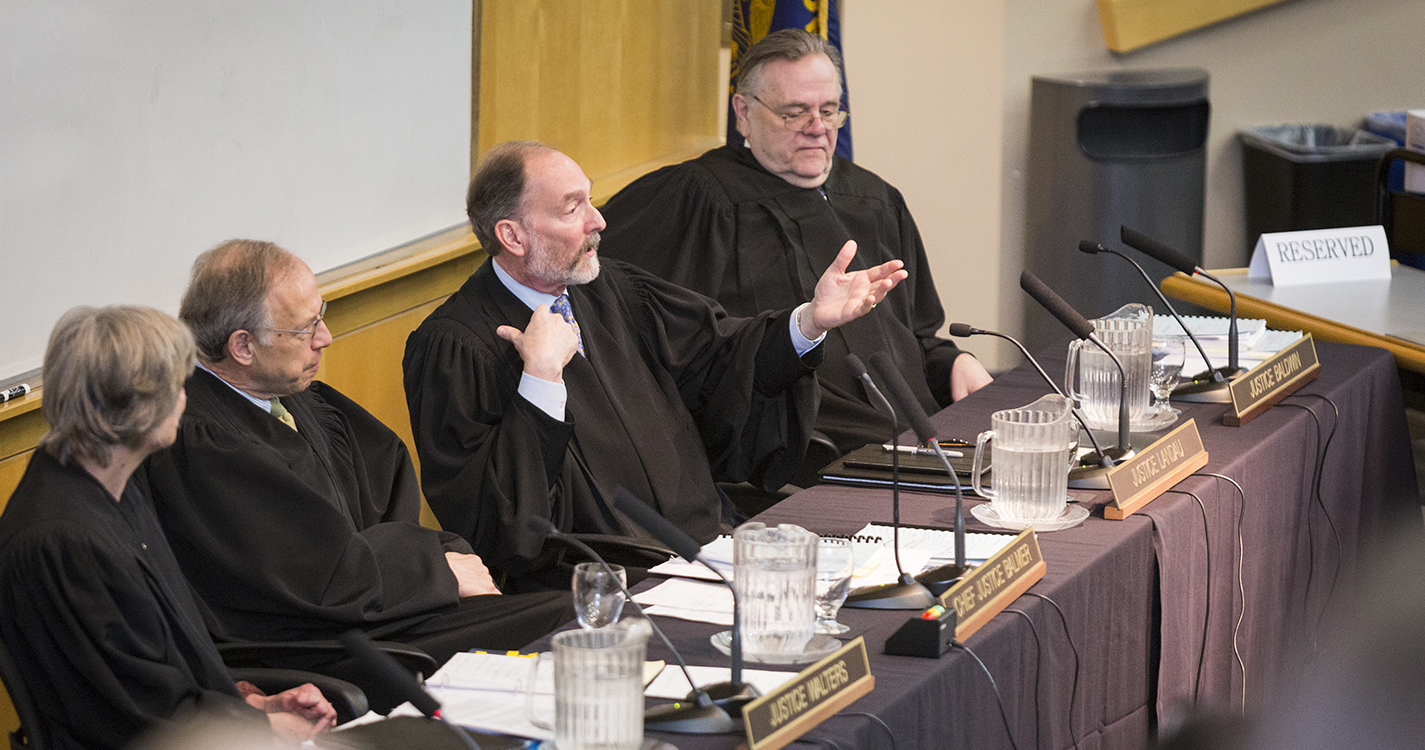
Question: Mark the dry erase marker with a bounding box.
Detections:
[0,384,30,403]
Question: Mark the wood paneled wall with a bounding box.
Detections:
[0,0,725,734]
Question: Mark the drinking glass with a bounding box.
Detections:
[814,538,853,635]
[573,562,626,629]
[1150,337,1187,414]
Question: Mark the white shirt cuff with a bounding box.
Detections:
[790,303,825,356]
[518,372,567,421]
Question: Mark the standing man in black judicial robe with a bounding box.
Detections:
[403,141,907,590]
[598,29,993,457]
[142,240,571,668]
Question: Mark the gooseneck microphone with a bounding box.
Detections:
[1020,271,1134,466]
[338,629,484,750]
[946,323,1109,465]
[610,489,760,711]
[1078,240,1225,385]
[1120,226,1245,397]
[525,516,735,734]
[841,354,936,610]
[868,351,971,595]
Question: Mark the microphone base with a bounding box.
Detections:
[843,578,936,610]
[700,681,761,711]
[915,563,972,597]
[644,697,738,734]
[1068,447,1136,489]
[1173,367,1247,403]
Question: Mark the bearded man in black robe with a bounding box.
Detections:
[142,240,571,669]
[598,29,993,457]
[402,141,907,590]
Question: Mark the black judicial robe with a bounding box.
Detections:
[143,369,570,659]
[599,144,968,454]
[403,258,821,589]
[0,450,260,750]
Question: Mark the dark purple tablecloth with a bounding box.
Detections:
[561,341,1419,750]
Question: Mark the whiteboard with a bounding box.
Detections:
[0,0,472,381]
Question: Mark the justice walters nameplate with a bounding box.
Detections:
[1104,419,1209,519]
[939,528,1045,641]
[740,637,875,750]
[1224,334,1321,427]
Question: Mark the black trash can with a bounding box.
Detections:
[1239,125,1395,251]
[1024,68,1210,351]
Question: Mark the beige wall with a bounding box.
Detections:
[842,1,1011,367]
[845,0,1425,368]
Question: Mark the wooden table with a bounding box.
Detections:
[1160,264,1425,374]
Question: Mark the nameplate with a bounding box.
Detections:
[1224,334,1321,427]
[740,637,875,750]
[939,528,1045,641]
[1247,225,1390,286]
[1103,419,1209,519]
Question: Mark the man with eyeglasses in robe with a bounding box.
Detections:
[141,240,572,707]
[598,29,993,462]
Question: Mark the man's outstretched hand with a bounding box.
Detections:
[799,241,908,340]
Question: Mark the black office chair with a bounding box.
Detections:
[216,639,434,717]
[0,636,369,749]
[1376,148,1425,261]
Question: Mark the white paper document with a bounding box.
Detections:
[633,579,734,625]
[644,665,798,700]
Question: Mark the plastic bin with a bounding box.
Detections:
[1024,68,1209,351]
[1239,125,1395,251]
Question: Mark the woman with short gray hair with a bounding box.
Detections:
[0,305,335,749]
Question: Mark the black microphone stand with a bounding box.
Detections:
[609,489,762,711]
[527,518,737,733]
[947,323,1117,490]
[1119,226,1246,402]
[842,354,936,610]
[867,351,972,596]
[1020,271,1136,488]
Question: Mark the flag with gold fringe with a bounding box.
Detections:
[727,0,852,160]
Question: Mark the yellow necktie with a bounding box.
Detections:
[270,398,298,432]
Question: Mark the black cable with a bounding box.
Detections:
[1005,608,1043,750]
[795,733,846,750]
[836,712,899,750]
[1195,472,1248,713]
[1275,401,1327,637]
[952,640,1021,750]
[1022,591,1082,750]
[1165,489,1211,702]
[1281,393,1344,632]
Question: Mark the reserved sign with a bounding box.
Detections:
[1224,334,1321,427]
[740,637,875,750]
[1104,419,1209,519]
[1247,225,1391,286]
[939,528,1045,641]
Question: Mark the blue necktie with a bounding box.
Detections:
[551,294,586,357]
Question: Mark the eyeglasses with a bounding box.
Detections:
[752,95,849,132]
[269,300,328,338]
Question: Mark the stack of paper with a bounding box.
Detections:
[1153,315,1302,378]
[854,523,1015,566]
